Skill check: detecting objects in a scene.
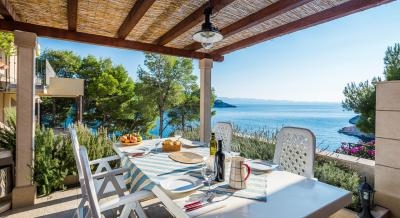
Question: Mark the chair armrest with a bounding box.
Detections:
[100,190,155,212]
[92,167,128,180]
[89,155,120,165]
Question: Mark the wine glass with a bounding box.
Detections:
[201,157,216,196]
[174,129,183,141]
[154,136,162,153]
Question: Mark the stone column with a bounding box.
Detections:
[12,30,37,208]
[375,81,400,217]
[199,58,213,143]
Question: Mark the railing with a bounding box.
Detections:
[0,57,56,92]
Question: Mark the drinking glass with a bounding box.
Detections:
[174,129,183,141]
[154,136,162,153]
[201,157,216,196]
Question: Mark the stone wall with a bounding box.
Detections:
[375,81,400,218]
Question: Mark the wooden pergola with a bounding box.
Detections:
[0,0,393,209]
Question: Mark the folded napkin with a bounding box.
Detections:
[187,203,226,218]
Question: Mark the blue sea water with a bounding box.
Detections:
[211,103,359,151]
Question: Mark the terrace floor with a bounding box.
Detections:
[0,187,358,218]
[1,188,173,218]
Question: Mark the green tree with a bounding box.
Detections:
[343,43,400,133]
[78,55,138,132]
[38,50,81,126]
[342,78,380,133]
[383,43,400,80]
[136,53,195,137]
[0,32,15,56]
[40,50,153,134]
[167,84,216,130]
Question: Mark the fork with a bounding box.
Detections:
[184,193,215,211]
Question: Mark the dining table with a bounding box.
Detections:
[113,138,352,218]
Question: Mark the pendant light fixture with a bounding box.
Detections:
[192,2,223,49]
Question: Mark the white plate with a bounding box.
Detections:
[160,175,203,193]
[122,147,150,156]
[180,139,206,148]
[246,160,278,171]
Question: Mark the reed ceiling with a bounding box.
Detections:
[0,0,393,61]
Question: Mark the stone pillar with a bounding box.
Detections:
[12,30,37,208]
[199,58,213,143]
[375,81,400,217]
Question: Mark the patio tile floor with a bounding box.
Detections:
[1,187,173,218]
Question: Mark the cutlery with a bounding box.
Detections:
[184,194,215,211]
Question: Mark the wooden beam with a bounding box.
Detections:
[67,0,78,31]
[153,0,235,46]
[212,0,393,55]
[0,0,19,21]
[117,0,156,39]
[0,20,224,62]
[185,0,313,51]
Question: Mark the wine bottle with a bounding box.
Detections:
[214,139,225,182]
[209,133,217,155]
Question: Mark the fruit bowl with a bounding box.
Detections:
[119,133,143,146]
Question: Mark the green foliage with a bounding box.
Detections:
[33,123,116,196]
[34,127,68,196]
[40,50,150,133]
[342,78,380,133]
[0,32,15,56]
[168,85,217,131]
[0,108,16,153]
[232,128,277,161]
[384,43,400,80]
[343,43,400,133]
[39,49,81,78]
[136,53,195,137]
[315,158,361,211]
[79,55,138,132]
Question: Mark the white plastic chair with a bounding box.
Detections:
[273,127,316,178]
[214,122,233,152]
[69,128,127,217]
[79,146,153,218]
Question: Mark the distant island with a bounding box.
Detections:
[213,99,236,108]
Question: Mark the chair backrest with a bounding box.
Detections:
[79,146,102,218]
[69,128,84,182]
[273,127,316,178]
[214,122,233,152]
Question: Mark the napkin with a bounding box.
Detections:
[187,203,226,217]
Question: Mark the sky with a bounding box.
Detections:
[38,1,400,103]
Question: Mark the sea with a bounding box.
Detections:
[211,102,359,151]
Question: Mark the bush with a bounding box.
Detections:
[0,108,16,153]
[33,123,116,196]
[34,127,68,196]
[232,128,277,161]
[315,158,361,211]
[335,140,375,160]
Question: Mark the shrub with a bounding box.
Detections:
[232,127,277,161]
[0,108,16,153]
[315,158,361,211]
[335,140,375,160]
[33,123,116,196]
[34,126,68,196]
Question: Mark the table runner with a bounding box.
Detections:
[121,146,267,202]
